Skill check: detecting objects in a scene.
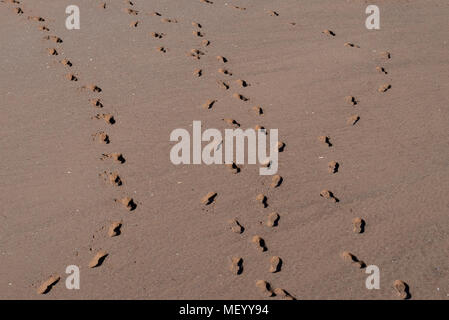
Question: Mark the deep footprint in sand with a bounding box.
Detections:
[130,21,139,28]
[101,153,126,163]
[345,95,357,106]
[226,162,240,174]
[82,84,102,92]
[216,55,228,63]
[89,98,103,108]
[192,22,202,28]
[232,93,248,101]
[151,32,164,39]
[101,171,122,186]
[252,235,267,252]
[320,189,339,202]
[65,73,78,81]
[108,221,122,237]
[161,17,177,23]
[341,251,366,268]
[192,30,204,37]
[352,217,365,233]
[88,251,108,268]
[380,51,391,59]
[193,69,202,77]
[318,135,332,147]
[278,141,286,152]
[344,42,360,48]
[202,39,210,47]
[230,257,243,275]
[270,175,282,188]
[328,161,339,174]
[269,256,282,273]
[347,114,360,126]
[156,47,167,53]
[267,10,279,16]
[47,48,58,56]
[256,194,268,208]
[38,25,50,31]
[266,212,280,227]
[60,58,72,67]
[201,192,217,205]
[256,280,274,297]
[43,35,62,43]
[37,275,60,294]
[202,99,217,110]
[376,66,387,74]
[217,80,229,90]
[235,79,249,87]
[228,218,244,234]
[124,8,138,15]
[252,106,263,115]
[222,118,240,127]
[393,280,410,299]
[93,113,115,125]
[218,68,232,76]
[274,288,295,300]
[322,29,335,36]
[378,83,391,92]
[93,131,110,144]
[28,16,45,22]
[115,197,137,211]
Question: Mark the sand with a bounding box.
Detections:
[0,0,448,299]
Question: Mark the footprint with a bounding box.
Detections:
[93,113,115,125]
[14,7,23,15]
[200,0,213,3]
[108,221,122,237]
[149,11,161,16]
[89,98,103,108]
[37,275,60,294]
[273,288,295,300]
[115,197,137,211]
[28,16,45,22]
[93,131,110,144]
[202,99,216,110]
[322,29,335,36]
[38,25,50,31]
[380,51,391,59]
[65,73,78,81]
[99,2,106,9]
[156,47,167,53]
[88,251,108,268]
[101,153,126,163]
[218,68,232,76]
[222,118,240,127]
[376,66,387,74]
[82,84,102,92]
[252,106,263,115]
[161,17,177,23]
[256,280,274,297]
[345,95,357,106]
[266,212,280,227]
[255,125,266,135]
[47,48,58,56]
[278,141,285,152]
[130,21,139,28]
[341,251,366,268]
[344,42,360,48]
[252,235,267,252]
[256,193,268,208]
[228,218,244,233]
[43,35,62,43]
[328,161,339,174]
[393,280,410,299]
[270,175,282,188]
[201,191,217,205]
[320,189,339,202]
[216,55,228,63]
[101,171,122,186]
[235,79,249,87]
[60,58,72,67]
[352,217,365,233]
[193,69,202,77]
[267,10,279,16]
[150,32,164,39]
[232,93,248,101]
[201,39,210,47]
[217,80,229,90]
[347,114,360,126]
[231,5,246,10]
[318,135,332,147]
[378,83,391,92]
[188,49,204,59]
[192,30,204,37]
[226,162,240,174]
[124,8,138,15]
[192,22,202,28]
[269,256,282,273]
[230,257,243,275]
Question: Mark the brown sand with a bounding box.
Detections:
[0,0,448,300]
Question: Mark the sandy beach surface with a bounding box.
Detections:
[1,0,448,299]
